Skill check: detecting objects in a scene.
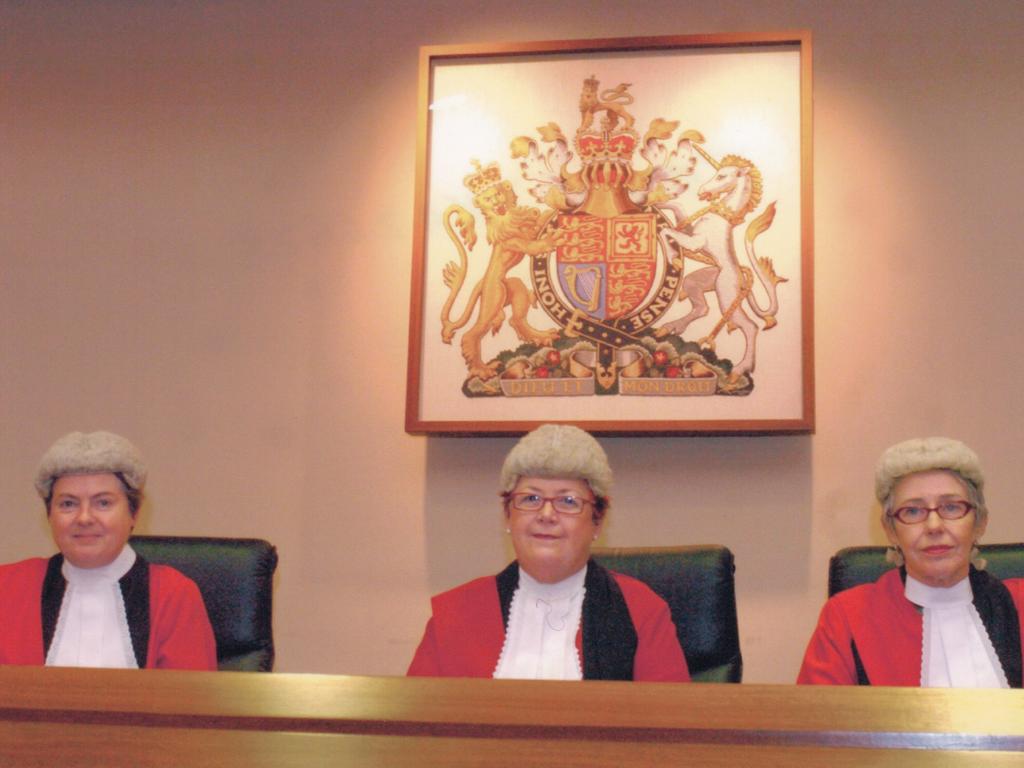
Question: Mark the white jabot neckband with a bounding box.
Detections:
[905,573,1007,688]
[493,564,586,680]
[46,545,139,669]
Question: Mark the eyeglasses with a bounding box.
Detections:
[508,492,594,516]
[888,500,975,525]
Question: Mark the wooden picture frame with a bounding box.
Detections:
[406,32,813,435]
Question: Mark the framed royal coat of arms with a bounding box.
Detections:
[406,32,813,435]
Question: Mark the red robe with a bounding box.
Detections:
[407,567,689,681]
[0,556,217,670]
[798,568,1024,686]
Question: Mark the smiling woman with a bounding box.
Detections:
[407,423,690,682]
[0,431,216,670]
[798,437,1024,688]
[48,473,138,570]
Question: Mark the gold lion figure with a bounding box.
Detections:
[440,177,561,381]
[578,75,635,132]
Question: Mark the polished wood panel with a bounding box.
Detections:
[0,668,1022,766]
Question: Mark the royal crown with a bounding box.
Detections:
[576,130,638,162]
[463,159,503,196]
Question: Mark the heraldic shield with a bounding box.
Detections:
[556,213,658,321]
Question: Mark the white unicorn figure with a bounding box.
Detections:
[656,155,786,383]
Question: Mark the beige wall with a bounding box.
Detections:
[2,0,1022,682]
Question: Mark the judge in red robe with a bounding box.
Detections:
[799,437,1022,687]
[0,555,217,669]
[0,431,216,670]
[408,424,689,682]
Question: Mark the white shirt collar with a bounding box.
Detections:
[518,564,587,601]
[62,544,137,585]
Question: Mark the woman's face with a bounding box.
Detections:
[885,469,984,588]
[48,473,136,568]
[506,476,601,584]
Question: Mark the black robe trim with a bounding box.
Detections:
[496,562,519,629]
[120,556,151,668]
[41,555,66,654]
[851,640,870,685]
[39,553,151,668]
[968,566,1022,688]
[495,559,637,680]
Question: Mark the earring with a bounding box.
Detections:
[971,542,986,570]
[885,545,904,567]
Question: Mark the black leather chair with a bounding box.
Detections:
[592,545,742,682]
[829,543,1024,597]
[130,535,278,671]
